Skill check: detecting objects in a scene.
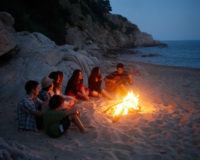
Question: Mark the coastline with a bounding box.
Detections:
[117,40,200,70]
[120,59,200,71]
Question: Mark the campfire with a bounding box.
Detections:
[105,91,140,121]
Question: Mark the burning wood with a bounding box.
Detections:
[104,91,140,122]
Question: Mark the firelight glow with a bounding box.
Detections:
[112,91,139,117]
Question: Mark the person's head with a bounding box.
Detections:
[71,69,83,82]
[41,76,53,91]
[49,95,65,110]
[116,63,124,74]
[89,67,101,81]
[49,71,60,84]
[25,80,40,97]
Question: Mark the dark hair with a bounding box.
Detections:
[57,71,64,82]
[65,69,82,94]
[49,71,63,94]
[49,95,65,110]
[25,80,39,94]
[117,63,124,69]
[49,71,59,82]
[88,67,101,87]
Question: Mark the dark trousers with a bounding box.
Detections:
[60,116,71,132]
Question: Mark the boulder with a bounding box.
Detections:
[0,30,99,103]
[0,12,17,56]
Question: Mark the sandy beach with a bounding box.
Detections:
[0,58,200,160]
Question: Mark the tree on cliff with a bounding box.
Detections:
[83,0,112,16]
[101,0,112,14]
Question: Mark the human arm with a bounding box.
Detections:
[127,74,133,84]
[60,104,79,116]
[77,85,89,100]
[23,98,43,116]
[21,105,42,116]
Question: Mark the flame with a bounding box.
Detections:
[112,91,139,117]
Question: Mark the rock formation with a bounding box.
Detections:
[0,12,16,56]
[0,0,161,50]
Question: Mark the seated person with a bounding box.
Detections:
[105,63,133,95]
[65,69,89,100]
[88,67,112,99]
[49,71,64,95]
[38,76,54,102]
[17,80,43,131]
[43,95,85,138]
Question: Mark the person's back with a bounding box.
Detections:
[43,95,86,137]
[43,108,69,138]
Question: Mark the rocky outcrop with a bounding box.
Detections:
[0,12,17,56]
[63,5,161,50]
[1,0,161,51]
[133,32,161,47]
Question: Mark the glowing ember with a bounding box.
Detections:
[112,91,139,117]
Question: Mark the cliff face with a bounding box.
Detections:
[58,0,161,50]
[0,12,16,56]
[0,0,160,51]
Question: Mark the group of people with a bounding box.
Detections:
[17,63,133,138]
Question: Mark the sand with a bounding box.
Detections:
[0,59,200,160]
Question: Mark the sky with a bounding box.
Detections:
[110,0,200,41]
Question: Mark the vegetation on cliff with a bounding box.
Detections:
[0,0,159,48]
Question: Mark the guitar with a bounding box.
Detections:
[105,76,125,91]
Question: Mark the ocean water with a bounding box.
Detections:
[119,40,200,69]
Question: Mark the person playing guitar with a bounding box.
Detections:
[104,63,133,96]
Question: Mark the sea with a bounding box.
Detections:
[119,40,200,69]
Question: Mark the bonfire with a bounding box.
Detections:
[104,91,140,122]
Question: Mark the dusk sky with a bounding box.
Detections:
[110,0,200,41]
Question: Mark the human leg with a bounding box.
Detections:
[71,114,85,133]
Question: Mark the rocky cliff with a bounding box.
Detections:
[0,0,161,51]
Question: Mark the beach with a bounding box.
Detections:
[0,58,200,160]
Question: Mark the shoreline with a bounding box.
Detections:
[120,59,200,72]
[102,53,200,72]
[115,41,200,70]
